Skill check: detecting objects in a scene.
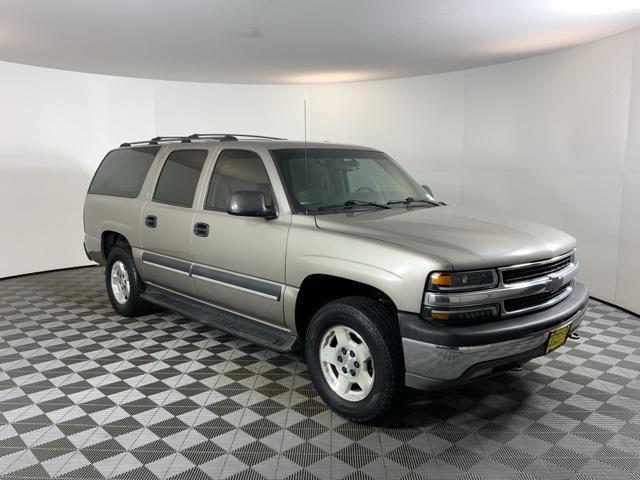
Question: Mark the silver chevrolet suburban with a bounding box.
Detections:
[84,134,589,423]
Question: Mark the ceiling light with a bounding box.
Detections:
[552,0,640,15]
[285,71,378,84]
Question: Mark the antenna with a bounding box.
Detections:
[304,99,308,147]
[304,99,308,186]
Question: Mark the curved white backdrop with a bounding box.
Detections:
[1,27,638,314]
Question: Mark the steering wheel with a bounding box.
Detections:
[355,186,374,193]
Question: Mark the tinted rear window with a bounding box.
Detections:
[153,150,208,207]
[88,147,159,198]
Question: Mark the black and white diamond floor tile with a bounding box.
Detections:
[1,267,639,479]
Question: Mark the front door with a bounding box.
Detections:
[190,148,290,327]
[140,148,209,295]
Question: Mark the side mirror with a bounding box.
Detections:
[422,184,434,197]
[227,191,276,219]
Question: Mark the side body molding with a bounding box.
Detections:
[140,250,283,302]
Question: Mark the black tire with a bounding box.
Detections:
[305,296,405,424]
[105,246,152,317]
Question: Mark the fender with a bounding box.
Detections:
[285,217,450,317]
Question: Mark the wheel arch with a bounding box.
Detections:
[101,230,131,260]
[294,273,398,339]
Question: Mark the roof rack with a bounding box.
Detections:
[188,133,286,141]
[120,133,286,148]
[120,136,191,147]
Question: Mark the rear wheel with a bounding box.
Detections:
[305,296,405,424]
[105,246,152,317]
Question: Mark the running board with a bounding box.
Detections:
[141,285,299,353]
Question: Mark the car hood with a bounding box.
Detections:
[314,206,576,270]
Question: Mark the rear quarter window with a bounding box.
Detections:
[88,146,159,198]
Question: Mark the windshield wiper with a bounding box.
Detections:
[317,200,391,212]
[387,197,441,207]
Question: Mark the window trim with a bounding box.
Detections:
[204,148,277,213]
[152,148,209,208]
[269,149,306,214]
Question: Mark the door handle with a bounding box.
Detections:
[193,222,209,237]
[145,215,157,228]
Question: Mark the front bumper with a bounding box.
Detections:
[401,282,589,390]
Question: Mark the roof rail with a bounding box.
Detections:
[150,136,192,144]
[119,133,285,148]
[188,133,287,141]
[120,136,191,147]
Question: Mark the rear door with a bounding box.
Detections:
[140,146,210,295]
[190,147,291,327]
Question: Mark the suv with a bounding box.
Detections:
[84,134,588,423]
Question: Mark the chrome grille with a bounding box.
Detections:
[503,284,571,314]
[500,251,574,284]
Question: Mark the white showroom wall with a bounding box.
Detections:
[0,61,156,279]
[617,28,640,314]
[309,28,639,313]
[0,27,638,313]
[153,81,309,140]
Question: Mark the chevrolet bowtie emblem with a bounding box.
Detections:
[545,275,563,293]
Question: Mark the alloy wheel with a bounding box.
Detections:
[319,325,374,401]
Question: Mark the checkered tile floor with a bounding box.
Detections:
[1,267,639,479]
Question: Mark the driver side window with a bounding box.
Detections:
[205,150,274,211]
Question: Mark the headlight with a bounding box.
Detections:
[424,269,500,322]
[427,269,498,292]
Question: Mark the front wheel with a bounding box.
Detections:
[305,296,405,424]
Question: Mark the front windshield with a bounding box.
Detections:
[272,148,433,213]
